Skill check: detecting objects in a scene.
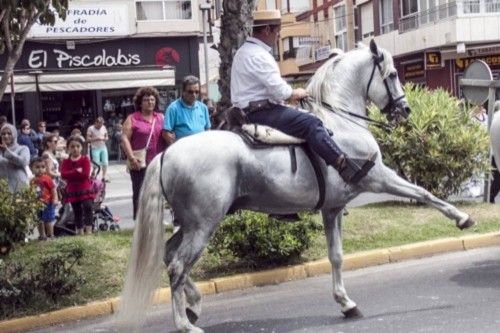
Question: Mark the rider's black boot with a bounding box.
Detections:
[334,152,378,185]
[312,126,377,185]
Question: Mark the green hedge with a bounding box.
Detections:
[0,179,42,256]
[370,83,489,199]
[208,211,322,267]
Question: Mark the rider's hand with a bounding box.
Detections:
[288,88,309,103]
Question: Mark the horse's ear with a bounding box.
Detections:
[369,39,378,56]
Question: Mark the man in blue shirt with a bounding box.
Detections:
[163,75,211,146]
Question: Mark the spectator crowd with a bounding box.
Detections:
[0,75,213,239]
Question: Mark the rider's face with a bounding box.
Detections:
[264,25,281,47]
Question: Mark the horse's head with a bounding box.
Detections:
[365,40,411,124]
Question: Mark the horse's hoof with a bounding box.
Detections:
[186,307,199,324]
[343,306,363,318]
[457,217,475,230]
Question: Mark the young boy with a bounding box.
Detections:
[30,157,58,240]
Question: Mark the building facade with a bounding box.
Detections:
[0,0,211,152]
[258,0,359,81]
[358,0,500,97]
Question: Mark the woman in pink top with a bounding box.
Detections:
[121,87,167,219]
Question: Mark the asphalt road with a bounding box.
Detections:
[31,246,500,333]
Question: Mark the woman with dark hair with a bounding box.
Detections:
[121,87,166,219]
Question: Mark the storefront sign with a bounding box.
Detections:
[314,46,330,62]
[0,37,198,81]
[29,3,129,38]
[297,37,321,46]
[28,49,141,69]
[456,55,500,71]
[404,61,425,79]
[425,51,442,69]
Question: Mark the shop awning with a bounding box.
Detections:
[2,75,37,93]
[2,68,175,93]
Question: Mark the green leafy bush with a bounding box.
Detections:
[208,211,322,267]
[0,246,84,319]
[370,83,489,199]
[0,179,42,256]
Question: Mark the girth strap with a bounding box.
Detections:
[300,144,326,210]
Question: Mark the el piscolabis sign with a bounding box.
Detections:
[29,3,129,38]
[28,48,141,69]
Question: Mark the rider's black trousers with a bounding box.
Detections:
[246,104,345,167]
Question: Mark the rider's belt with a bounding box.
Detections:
[243,99,273,114]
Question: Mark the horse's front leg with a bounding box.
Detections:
[372,167,474,229]
[322,207,362,318]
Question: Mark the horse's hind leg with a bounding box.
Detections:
[164,224,214,333]
[184,277,202,324]
[374,167,474,229]
[322,207,362,318]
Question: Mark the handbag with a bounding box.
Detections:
[126,118,156,170]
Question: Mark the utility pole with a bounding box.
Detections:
[9,73,16,125]
[200,0,212,99]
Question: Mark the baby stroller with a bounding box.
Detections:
[54,162,120,236]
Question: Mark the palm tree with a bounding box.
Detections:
[217,0,256,110]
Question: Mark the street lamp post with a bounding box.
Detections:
[200,0,212,99]
[9,73,16,125]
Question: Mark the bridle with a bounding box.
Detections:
[366,53,406,116]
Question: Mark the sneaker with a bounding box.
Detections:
[38,236,47,241]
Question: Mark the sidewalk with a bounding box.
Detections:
[104,162,132,202]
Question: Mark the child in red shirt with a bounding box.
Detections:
[30,157,58,240]
[60,136,95,235]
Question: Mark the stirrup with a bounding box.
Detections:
[338,152,378,185]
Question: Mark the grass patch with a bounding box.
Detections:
[2,201,500,320]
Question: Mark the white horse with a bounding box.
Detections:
[117,41,474,333]
[490,101,500,171]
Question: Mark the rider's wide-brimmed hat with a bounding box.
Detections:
[252,10,281,27]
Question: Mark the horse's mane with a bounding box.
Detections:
[306,43,395,118]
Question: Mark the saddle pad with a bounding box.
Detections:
[241,124,305,145]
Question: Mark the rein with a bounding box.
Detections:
[304,97,394,132]
[320,101,394,131]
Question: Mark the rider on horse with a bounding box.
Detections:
[231,9,376,185]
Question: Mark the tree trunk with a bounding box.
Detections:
[217,0,256,110]
[0,53,19,103]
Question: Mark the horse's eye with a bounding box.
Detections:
[389,72,397,79]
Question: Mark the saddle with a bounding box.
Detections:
[221,106,306,146]
[222,106,326,219]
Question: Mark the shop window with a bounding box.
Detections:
[380,0,394,34]
[334,5,347,51]
[281,0,310,14]
[401,0,419,16]
[361,3,375,38]
[136,0,192,20]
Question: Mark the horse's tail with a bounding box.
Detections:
[115,155,165,330]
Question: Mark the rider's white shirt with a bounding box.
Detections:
[231,37,293,109]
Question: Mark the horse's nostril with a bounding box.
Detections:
[404,106,411,115]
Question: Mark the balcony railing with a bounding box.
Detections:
[399,2,457,33]
[399,0,500,33]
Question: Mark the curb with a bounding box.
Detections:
[2,231,500,332]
